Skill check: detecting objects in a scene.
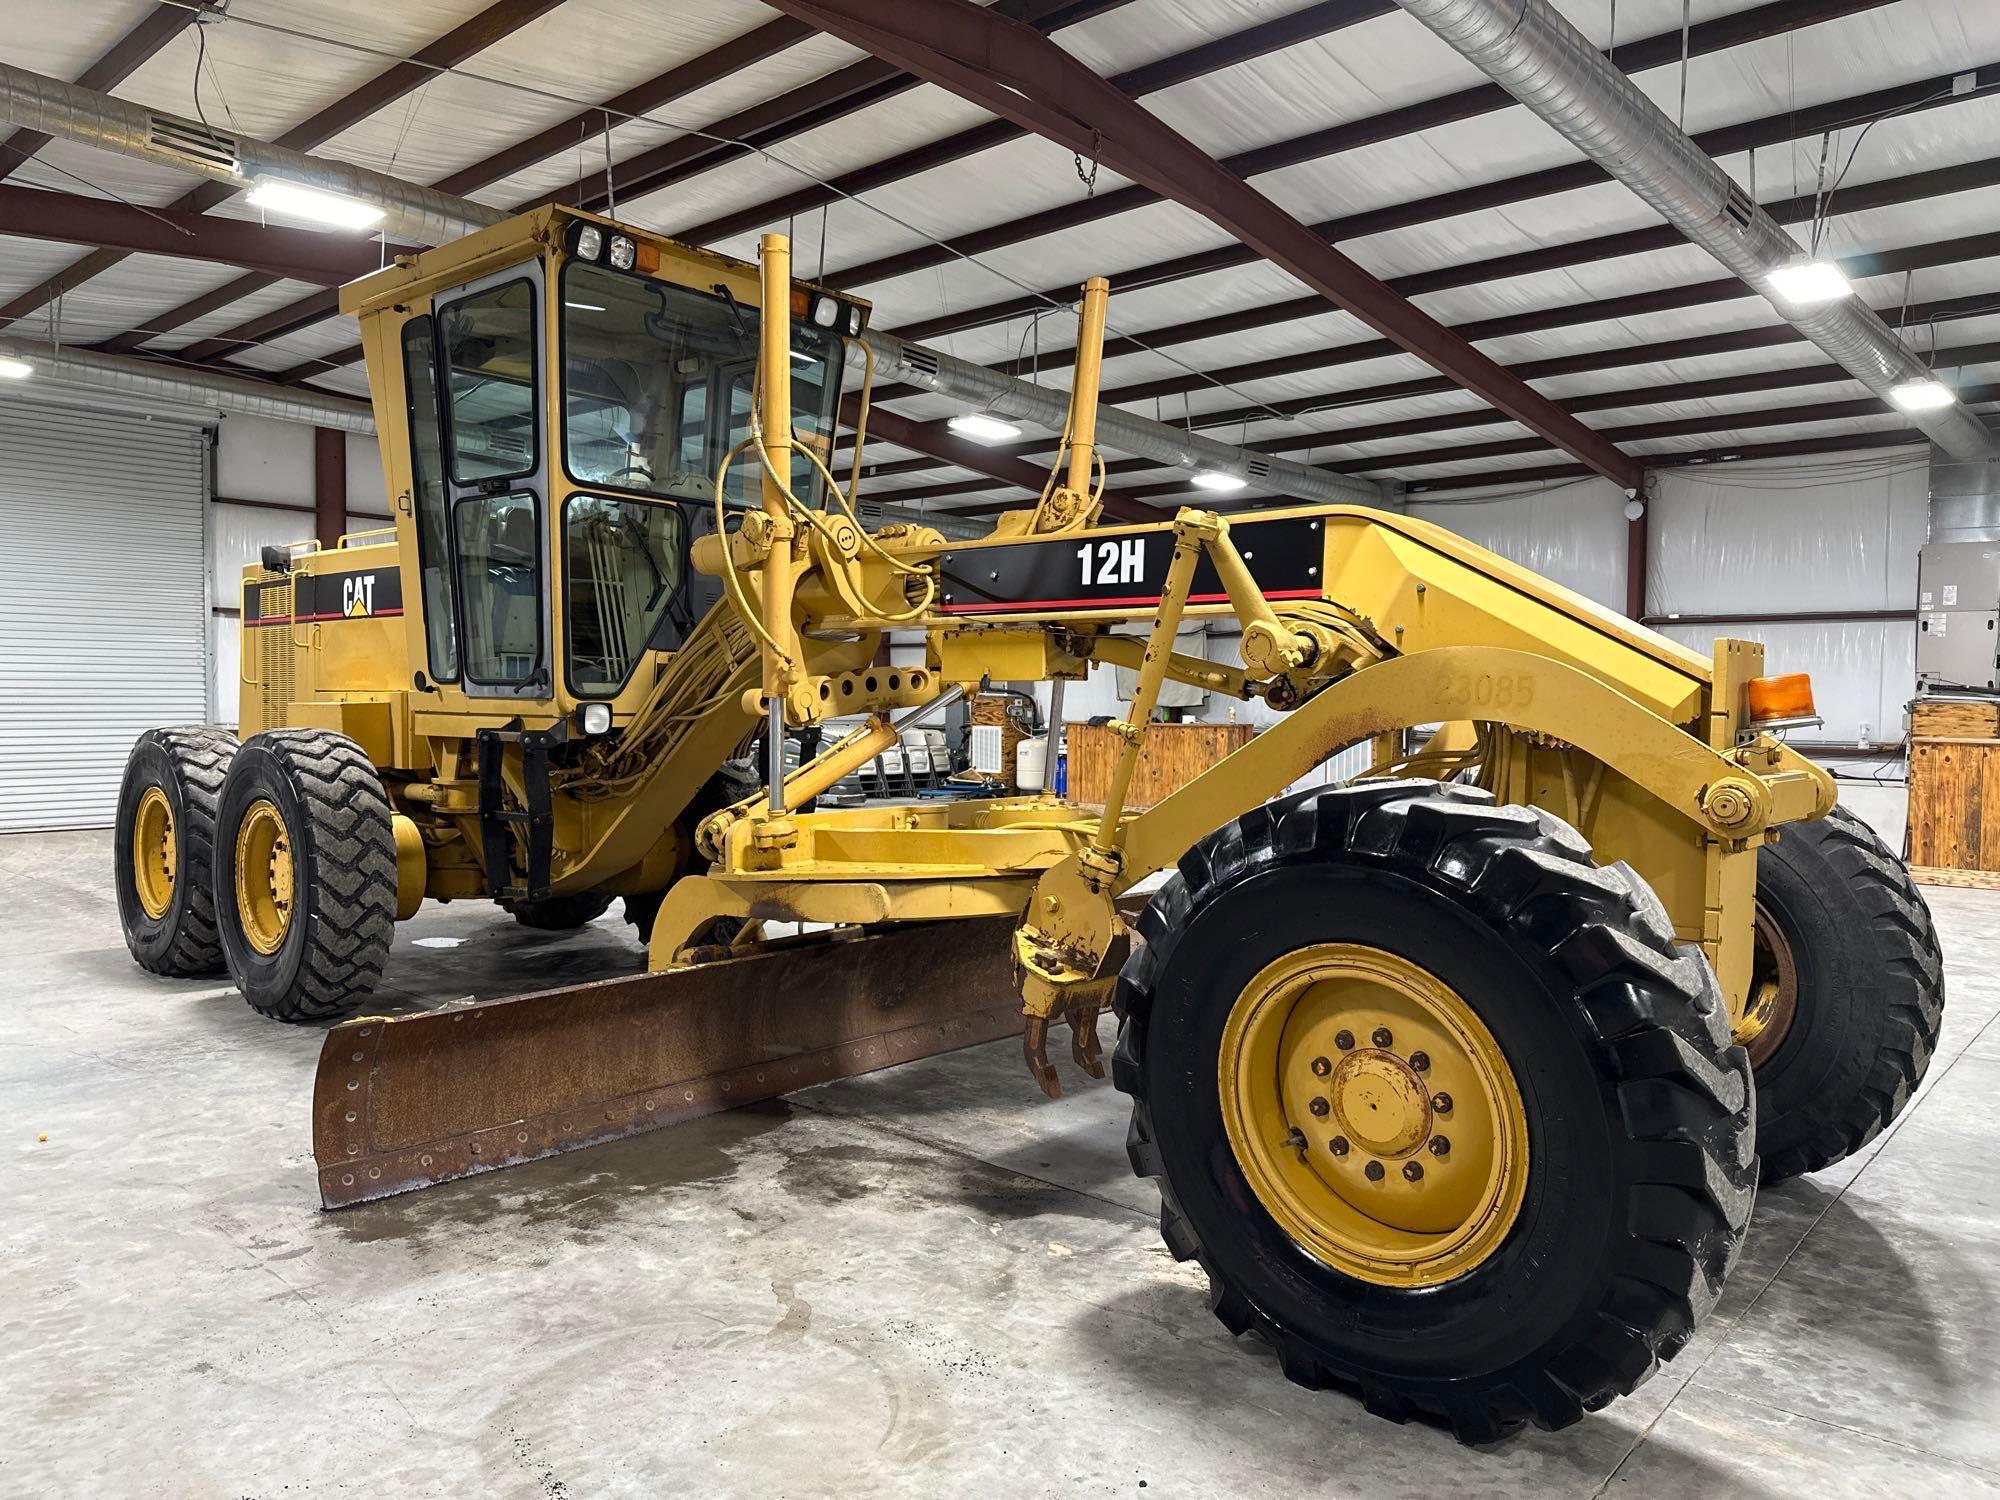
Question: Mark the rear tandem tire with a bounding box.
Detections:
[1113,781,1756,1442]
[1749,805,1945,1184]
[214,729,397,1022]
[500,893,615,929]
[114,726,238,977]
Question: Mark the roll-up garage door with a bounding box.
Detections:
[0,400,209,831]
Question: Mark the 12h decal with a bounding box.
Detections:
[1076,537,1146,588]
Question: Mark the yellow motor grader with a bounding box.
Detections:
[115,205,1942,1441]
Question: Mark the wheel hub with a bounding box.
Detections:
[132,785,177,920]
[1327,1051,1430,1157]
[234,799,296,956]
[1740,902,1799,1069]
[1220,943,1529,1287]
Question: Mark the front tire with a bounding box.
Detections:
[1749,805,1944,1183]
[1113,782,1755,1442]
[114,726,237,977]
[215,730,397,1022]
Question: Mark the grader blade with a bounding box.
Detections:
[313,916,1023,1209]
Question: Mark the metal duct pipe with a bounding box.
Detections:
[856,331,1393,508]
[1929,423,2000,543]
[2,59,1387,499]
[0,338,376,433]
[0,61,500,246]
[1389,0,1998,461]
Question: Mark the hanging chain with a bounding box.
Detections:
[1073,128,1102,198]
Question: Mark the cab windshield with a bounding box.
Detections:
[561,261,843,507]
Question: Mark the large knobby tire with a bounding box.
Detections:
[1749,805,1944,1183]
[114,726,238,977]
[214,729,397,1022]
[1113,781,1756,1442]
[500,892,614,929]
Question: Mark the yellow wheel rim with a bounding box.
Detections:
[1218,943,1530,1288]
[132,785,177,920]
[234,799,296,955]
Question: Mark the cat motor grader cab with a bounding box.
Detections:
[115,205,1943,1441]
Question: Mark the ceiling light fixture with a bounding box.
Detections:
[1191,470,1248,492]
[1888,378,1957,412]
[947,412,1022,443]
[246,178,386,231]
[1766,257,1853,307]
[0,356,33,379]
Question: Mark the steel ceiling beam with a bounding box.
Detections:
[891,58,1996,351]
[0,4,194,184]
[821,0,1893,295]
[0,185,398,283]
[108,14,813,353]
[675,0,1395,247]
[762,0,1644,494]
[1405,424,1983,495]
[1391,0,1994,459]
[0,0,560,333]
[854,154,2000,482]
[880,287,2000,507]
[152,0,1132,365]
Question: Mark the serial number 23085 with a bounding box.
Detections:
[1439,671,1536,709]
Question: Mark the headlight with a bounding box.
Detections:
[809,293,841,329]
[845,304,864,335]
[573,224,602,262]
[579,702,613,735]
[608,235,636,271]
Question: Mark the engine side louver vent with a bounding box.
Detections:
[1721,183,1756,234]
[149,115,238,173]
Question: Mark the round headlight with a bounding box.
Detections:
[580,702,613,735]
[573,224,602,262]
[809,294,841,329]
[608,235,637,271]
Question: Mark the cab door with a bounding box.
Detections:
[434,263,552,700]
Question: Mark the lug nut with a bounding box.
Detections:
[1308,1096,1330,1118]
[1310,1055,1332,1077]
[1409,1051,1430,1072]
[1403,1161,1424,1182]
[1329,1136,1349,1156]
[1334,1029,1355,1051]
[1372,1027,1394,1048]
[1364,1160,1386,1182]
[1429,1136,1450,1156]
[1431,1092,1452,1113]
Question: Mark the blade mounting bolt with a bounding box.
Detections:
[1310,1056,1332,1077]
[1429,1136,1450,1156]
[1308,1096,1330,1118]
[1409,1050,1430,1072]
[1329,1136,1349,1156]
[1364,1160,1385,1182]
[1403,1161,1424,1182]
[1372,1027,1393,1048]
[1431,1092,1452,1113]
[1334,1029,1354,1050]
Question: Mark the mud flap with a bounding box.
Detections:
[313,915,1023,1208]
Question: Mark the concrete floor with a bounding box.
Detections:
[6,827,1999,1499]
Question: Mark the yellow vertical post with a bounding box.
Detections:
[1089,514,1209,861]
[757,233,800,816]
[1064,276,1110,502]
